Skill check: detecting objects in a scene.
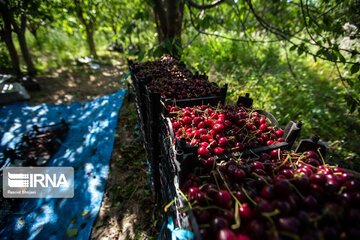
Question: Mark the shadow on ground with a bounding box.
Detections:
[27,62,159,240]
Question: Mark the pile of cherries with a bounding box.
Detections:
[180,149,360,240]
[131,56,221,99]
[168,104,284,158]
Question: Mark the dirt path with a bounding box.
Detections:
[29,61,159,240]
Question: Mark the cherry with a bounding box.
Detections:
[196,191,207,205]
[198,121,206,129]
[214,147,225,155]
[270,149,279,158]
[196,209,211,224]
[211,216,229,233]
[223,210,234,222]
[251,161,265,170]
[235,191,247,202]
[198,147,210,157]
[216,190,232,208]
[261,185,274,199]
[217,228,237,240]
[200,142,209,148]
[247,220,266,240]
[278,216,300,234]
[310,173,327,185]
[236,234,251,240]
[234,168,246,181]
[238,203,253,221]
[218,137,228,147]
[274,180,292,198]
[213,123,225,133]
[259,117,266,124]
[305,150,319,160]
[188,187,199,202]
[259,124,268,131]
[201,134,212,142]
[275,129,284,137]
[182,116,192,125]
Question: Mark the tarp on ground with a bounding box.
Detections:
[0,89,127,240]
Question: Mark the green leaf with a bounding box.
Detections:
[297,47,304,56]
[337,52,346,63]
[81,210,90,216]
[289,45,297,51]
[350,64,360,74]
[138,50,146,61]
[67,229,78,238]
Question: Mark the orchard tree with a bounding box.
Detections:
[149,0,226,58]
[146,0,359,108]
[0,0,40,76]
[73,0,100,58]
[0,0,20,75]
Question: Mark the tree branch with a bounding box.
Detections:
[186,0,225,10]
[335,62,360,106]
[245,0,359,65]
[188,6,280,43]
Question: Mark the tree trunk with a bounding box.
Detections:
[17,28,36,76]
[8,7,36,76]
[0,3,21,75]
[74,0,98,58]
[152,0,184,58]
[85,25,97,58]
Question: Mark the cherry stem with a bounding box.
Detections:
[164,197,177,212]
[212,171,221,191]
[317,147,326,166]
[177,188,192,209]
[231,201,241,230]
[241,186,257,206]
[252,172,270,185]
[290,184,305,200]
[216,168,243,207]
[196,205,228,212]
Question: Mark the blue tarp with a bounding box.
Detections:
[0,89,127,239]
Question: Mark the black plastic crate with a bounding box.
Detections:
[159,95,302,163]
[156,137,342,240]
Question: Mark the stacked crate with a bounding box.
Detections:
[128,56,306,239]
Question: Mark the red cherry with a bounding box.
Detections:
[198,121,205,129]
[216,190,232,208]
[213,123,225,133]
[204,119,214,128]
[182,116,192,125]
[259,124,268,131]
[198,147,210,157]
[270,149,280,158]
[188,187,199,202]
[236,234,251,240]
[218,137,228,147]
[275,129,284,137]
[214,147,224,155]
[238,203,253,221]
[201,134,212,142]
[259,117,266,124]
[172,122,181,131]
[217,228,237,240]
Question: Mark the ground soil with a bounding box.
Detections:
[29,60,160,240]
